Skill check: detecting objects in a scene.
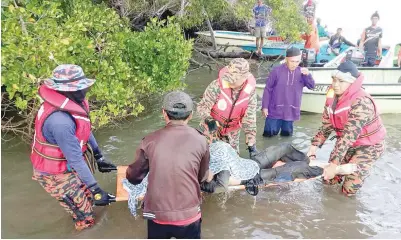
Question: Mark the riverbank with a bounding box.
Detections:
[2,65,401,238]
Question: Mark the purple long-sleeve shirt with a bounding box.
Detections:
[40,111,101,187]
[261,64,315,121]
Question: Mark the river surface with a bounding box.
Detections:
[2,65,401,238]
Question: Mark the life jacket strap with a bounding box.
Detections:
[32,147,66,161]
[34,137,59,147]
[359,124,383,138]
[83,143,96,174]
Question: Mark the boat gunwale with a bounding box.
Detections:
[256,83,401,97]
[256,83,401,88]
[301,92,401,98]
[309,67,401,71]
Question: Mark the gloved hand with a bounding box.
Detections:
[205,117,221,133]
[89,185,116,206]
[244,174,263,196]
[200,180,217,193]
[95,155,117,173]
[248,145,259,159]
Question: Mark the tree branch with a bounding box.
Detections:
[13,0,28,35]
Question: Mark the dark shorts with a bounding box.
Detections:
[363,55,376,67]
[263,117,294,137]
[147,219,201,239]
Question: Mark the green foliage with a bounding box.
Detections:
[267,0,309,42]
[124,17,193,92]
[180,0,254,28]
[1,0,192,131]
[180,0,307,43]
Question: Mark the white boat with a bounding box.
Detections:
[323,46,394,68]
[195,30,283,46]
[255,67,401,114]
[195,30,328,47]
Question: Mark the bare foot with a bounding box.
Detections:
[272,160,285,168]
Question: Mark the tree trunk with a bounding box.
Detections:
[195,47,282,60]
[203,7,217,50]
[178,0,186,17]
[196,48,250,58]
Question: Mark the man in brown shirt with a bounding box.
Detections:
[126,91,210,239]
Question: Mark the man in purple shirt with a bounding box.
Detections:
[261,47,315,137]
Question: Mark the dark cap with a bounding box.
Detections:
[162,91,193,113]
[337,60,359,78]
[286,47,301,57]
[331,60,359,83]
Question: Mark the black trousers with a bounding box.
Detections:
[147,219,201,239]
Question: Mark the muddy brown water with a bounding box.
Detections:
[2,67,401,238]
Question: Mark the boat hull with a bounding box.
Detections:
[300,84,401,114]
[195,30,282,46]
[308,67,401,84]
[255,68,401,114]
[241,43,305,56]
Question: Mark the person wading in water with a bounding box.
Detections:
[126,91,210,239]
[197,58,259,158]
[261,47,315,137]
[307,61,386,196]
[30,64,117,230]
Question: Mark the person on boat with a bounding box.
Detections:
[316,18,329,38]
[261,47,315,137]
[359,11,383,67]
[328,28,356,55]
[307,60,386,196]
[197,58,258,157]
[252,0,272,55]
[303,0,316,19]
[398,44,401,68]
[302,15,320,54]
[126,91,210,239]
[30,64,117,231]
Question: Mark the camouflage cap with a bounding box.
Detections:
[221,58,251,84]
[162,91,193,113]
[44,64,95,92]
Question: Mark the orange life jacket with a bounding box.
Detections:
[210,67,256,135]
[325,74,386,146]
[30,85,92,174]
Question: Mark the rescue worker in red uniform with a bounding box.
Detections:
[31,64,116,230]
[197,58,259,191]
[197,58,258,157]
[307,60,386,196]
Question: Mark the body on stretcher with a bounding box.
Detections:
[115,161,357,202]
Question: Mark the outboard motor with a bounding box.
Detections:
[300,48,316,67]
[345,48,365,66]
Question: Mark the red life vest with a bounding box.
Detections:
[325,74,386,146]
[210,67,256,135]
[30,85,92,174]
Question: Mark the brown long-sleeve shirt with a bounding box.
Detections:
[126,122,210,222]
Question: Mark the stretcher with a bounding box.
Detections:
[115,162,356,202]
